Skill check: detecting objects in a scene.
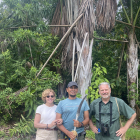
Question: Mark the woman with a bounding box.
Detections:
[34,89,63,140]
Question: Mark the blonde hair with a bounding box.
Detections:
[42,89,55,103]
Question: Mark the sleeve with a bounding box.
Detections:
[119,99,135,119]
[84,100,90,111]
[89,101,95,119]
[55,101,63,114]
[36,105,41,114]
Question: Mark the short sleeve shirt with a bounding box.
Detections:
[56,98,89,134]
[36,104,57,128]
[89,96,135,140]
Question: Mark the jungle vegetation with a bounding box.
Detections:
[0,0,140,139]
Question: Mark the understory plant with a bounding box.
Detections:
[86,63,109,103]
[9,115,35,137]
[125,128,140,140]
[86,130,95,139]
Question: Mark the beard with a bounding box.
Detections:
[100,93,110,99]
[69,94,76,97]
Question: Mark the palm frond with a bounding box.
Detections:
[77,0,96,40]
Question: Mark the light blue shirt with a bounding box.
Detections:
[56,98,89,134]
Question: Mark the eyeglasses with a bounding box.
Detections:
[46,95,54,98]
[69,86,78,89]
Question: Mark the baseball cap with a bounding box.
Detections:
[67,81,78,88]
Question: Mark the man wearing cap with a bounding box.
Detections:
[56,81,89,140]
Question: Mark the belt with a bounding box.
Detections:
[61,131,86,138]
[39,128,58,131]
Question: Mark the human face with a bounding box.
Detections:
[45,92,55,104]
[66,85,78,98]
[99,84,111,99]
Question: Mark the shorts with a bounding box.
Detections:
[36,128,58,140]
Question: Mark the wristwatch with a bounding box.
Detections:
[81,122,84,127]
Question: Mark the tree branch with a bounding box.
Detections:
[8,25,73,29]
[116,20,140,29]
[36,13,83,78]
[93,36,128,43]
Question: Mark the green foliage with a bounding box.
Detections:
[0,0,57,29]
[0,88,13,122]
[86,63,109,103]
[55,96,66,105]
[76,93,82,98]
[0,49,62,122]
[9,115,35,137]
[93,29,127,99]
[85,128,140,140]
[0,131,6,138]
[18,88,41,118]
[126,128,140,140]
[85,130,95,139]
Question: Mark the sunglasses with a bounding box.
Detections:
[46,95,54,98]
[69,86,78,89]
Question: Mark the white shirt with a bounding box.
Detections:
[36,104,57,128]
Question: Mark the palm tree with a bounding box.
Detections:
[51,0,117,98]
[118,0,140,110]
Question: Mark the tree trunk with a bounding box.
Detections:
[127,30,139,110]
[51,0,95,98]
[75,34,93,100]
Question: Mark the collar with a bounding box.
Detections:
[99,96,113,103]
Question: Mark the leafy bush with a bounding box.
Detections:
[9,115,35,137]
[126,128,140,140]
[86,63,109,103]
[0,131,6,138]
[0,50,62,122]
[86,130,95,139]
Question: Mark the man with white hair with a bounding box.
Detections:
[89,82,136,140]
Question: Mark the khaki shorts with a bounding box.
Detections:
[36,128,58,140]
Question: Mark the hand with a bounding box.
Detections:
[91,125,99,134]
[57,118,63,125]
[116,127,126,137]
[66,131,76,140]
[73,119,81,127]
[49,120,57,128]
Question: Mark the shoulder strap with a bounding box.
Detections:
[115,98,120,116]
[110,102,112,126]
[115,98,123,127]
[99,101,102,125]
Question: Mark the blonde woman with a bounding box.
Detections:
[34,89,63,140]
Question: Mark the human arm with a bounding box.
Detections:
[56,113,76,140]
[73,110,89,127]
[89,119,99,134]
[116,113,136,137]
[57,118,63,125]
[34,113,58,129]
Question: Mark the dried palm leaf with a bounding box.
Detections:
[96,0,117,32]
[51,0,96,72]
[77,0,96,41]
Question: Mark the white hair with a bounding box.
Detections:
[98,82,110,89]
